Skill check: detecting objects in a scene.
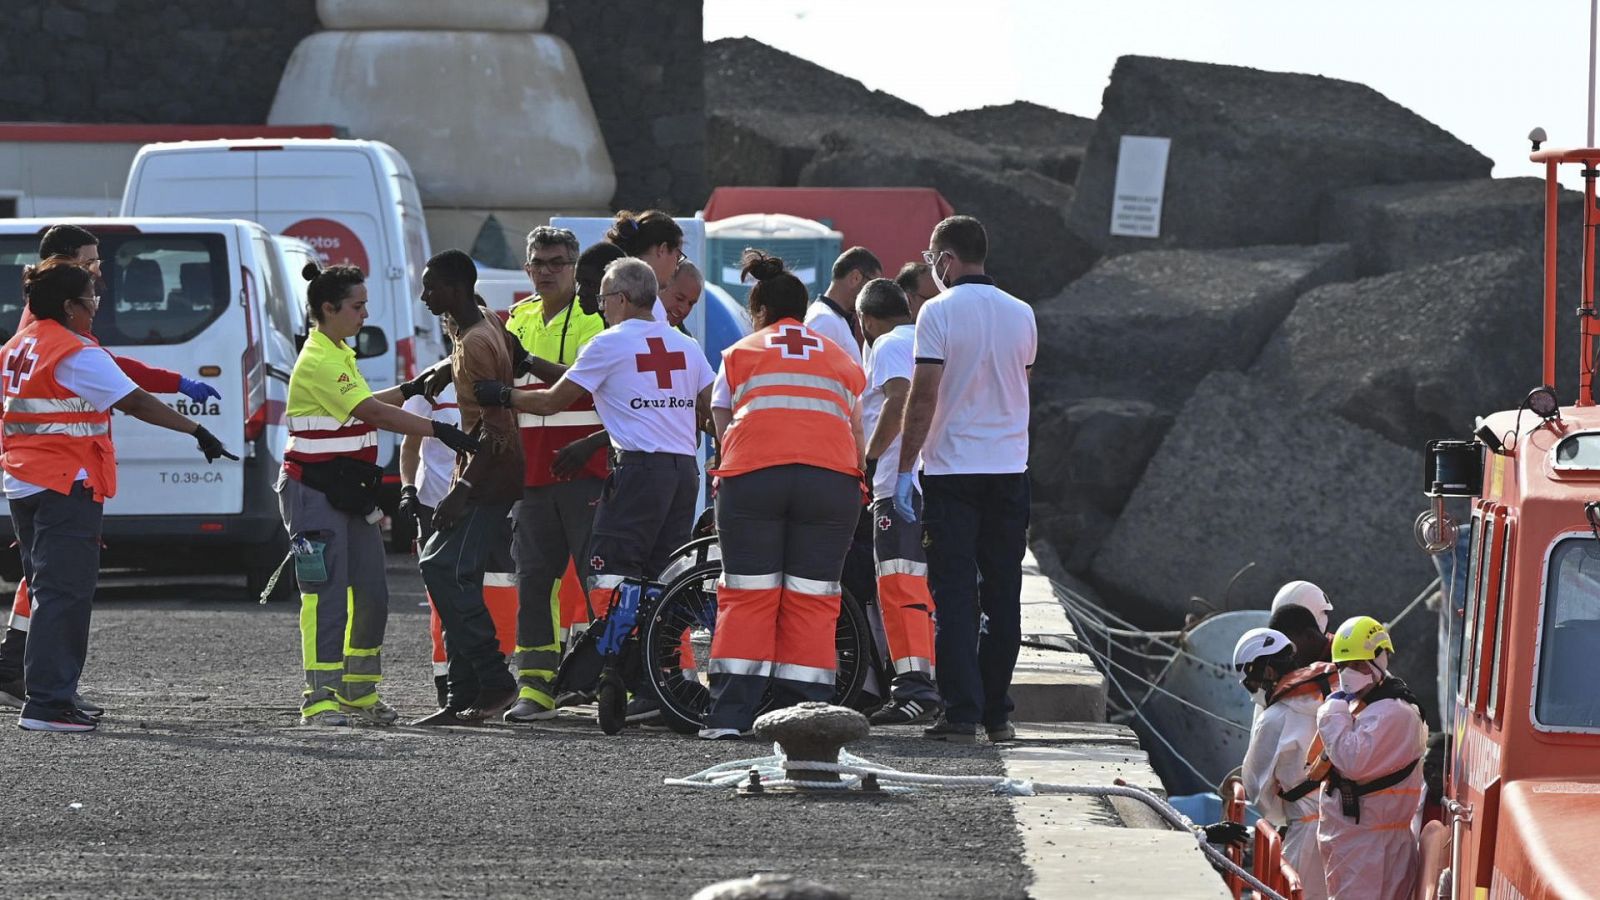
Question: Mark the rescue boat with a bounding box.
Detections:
[1411,127,1600,899]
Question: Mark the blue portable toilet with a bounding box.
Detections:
[706,213,842,304]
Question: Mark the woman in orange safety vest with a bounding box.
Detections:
[0,258,235,732]
[701,251,867,740]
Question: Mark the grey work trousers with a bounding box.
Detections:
[420,500,518,710]
[512,478,601,707]
[11,481,102,719]
[277,476,390,714]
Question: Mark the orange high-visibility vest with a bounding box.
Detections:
[715,318,865,479]
[0,320,118,501]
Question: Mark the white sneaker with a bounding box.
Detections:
[697,727,743,741]
[343,697,399,726]
[300,710,352,727]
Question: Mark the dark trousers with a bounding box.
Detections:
[921,472,1030,728]
[587,453,698,588]
[420,500,517,710]
[10,482,103,717]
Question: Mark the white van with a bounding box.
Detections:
[120,138,444,492]
[0,217,363,597]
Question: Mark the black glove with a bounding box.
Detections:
[474,379,512,409]
[192,424,238,463]
[512,345,536,378]
[398,372,427,400]
[397,484,420,522]
[431,420,480,455]
[1201,821,1249,847]
[418,359,453,398]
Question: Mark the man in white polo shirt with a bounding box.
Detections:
[804,246,880,365]
[894,215,1036,744]
[476,257,713,591]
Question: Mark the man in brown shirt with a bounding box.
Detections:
[413,250,524,725]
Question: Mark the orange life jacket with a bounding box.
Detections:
[714,318,865,479]
[0,319,118,501]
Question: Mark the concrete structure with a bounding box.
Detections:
[0,1,708,229]
[269,0,614,257]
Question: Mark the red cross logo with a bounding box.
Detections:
[4,338,38,396]
[635,336,687,389]
[765,325,823,360]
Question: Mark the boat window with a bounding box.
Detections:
[1459,514,1491,705]
[1554,433,1600,469]
[1535,537,1600,730]
[1486,519,1512,720]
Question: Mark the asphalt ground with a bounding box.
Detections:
[0,551,1029,900]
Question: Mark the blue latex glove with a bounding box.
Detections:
[1327,690,1353,702]
[893,472,918,523]
[178,377,221,403]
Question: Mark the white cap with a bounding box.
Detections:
[1271,580,1333,634]
[1232,627,1292,679]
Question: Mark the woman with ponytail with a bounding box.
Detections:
[278,261,478,727]
[699,250,866,740]
[605,209,683,324]
[0,258,236,732]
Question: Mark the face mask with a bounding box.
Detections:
[1338,667,1375,697]
[930,252,950,293]
[1249,686,1268,708]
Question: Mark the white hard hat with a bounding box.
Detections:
[1232,627,1292,678]
[1271,580,1332,634]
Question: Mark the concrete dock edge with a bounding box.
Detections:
[1004,551,1230,898]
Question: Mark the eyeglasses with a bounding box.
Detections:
[597,290,627,305]
[526,258,575,273]
[77,294,100,304]
[921,249,951,266]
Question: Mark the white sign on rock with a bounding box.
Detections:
[1109,135,1171,238]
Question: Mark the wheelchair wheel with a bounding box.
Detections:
[641,560,873,735]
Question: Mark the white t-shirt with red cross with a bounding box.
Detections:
[565,316,712,456]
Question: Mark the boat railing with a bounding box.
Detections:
[1222,775,1248,898]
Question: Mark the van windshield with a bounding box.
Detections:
[0,232,229,345]
[1536,537,1600,729]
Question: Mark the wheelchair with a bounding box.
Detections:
[552,532,879,735]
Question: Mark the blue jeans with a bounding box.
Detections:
[920,472,1030,728]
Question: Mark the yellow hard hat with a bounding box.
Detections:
[1330,615,1395,663]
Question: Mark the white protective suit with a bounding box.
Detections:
[1243,690,1329,900]
[1315,690,1428,900]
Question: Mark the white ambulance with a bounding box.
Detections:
[0,218,353,597]
[120,138,444,493]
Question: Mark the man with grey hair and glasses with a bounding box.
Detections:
[500,225,612,723]
[476,257,713,621]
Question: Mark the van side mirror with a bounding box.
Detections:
[354,325,388,360]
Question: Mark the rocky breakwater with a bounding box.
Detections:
[1034,56,1561,713]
